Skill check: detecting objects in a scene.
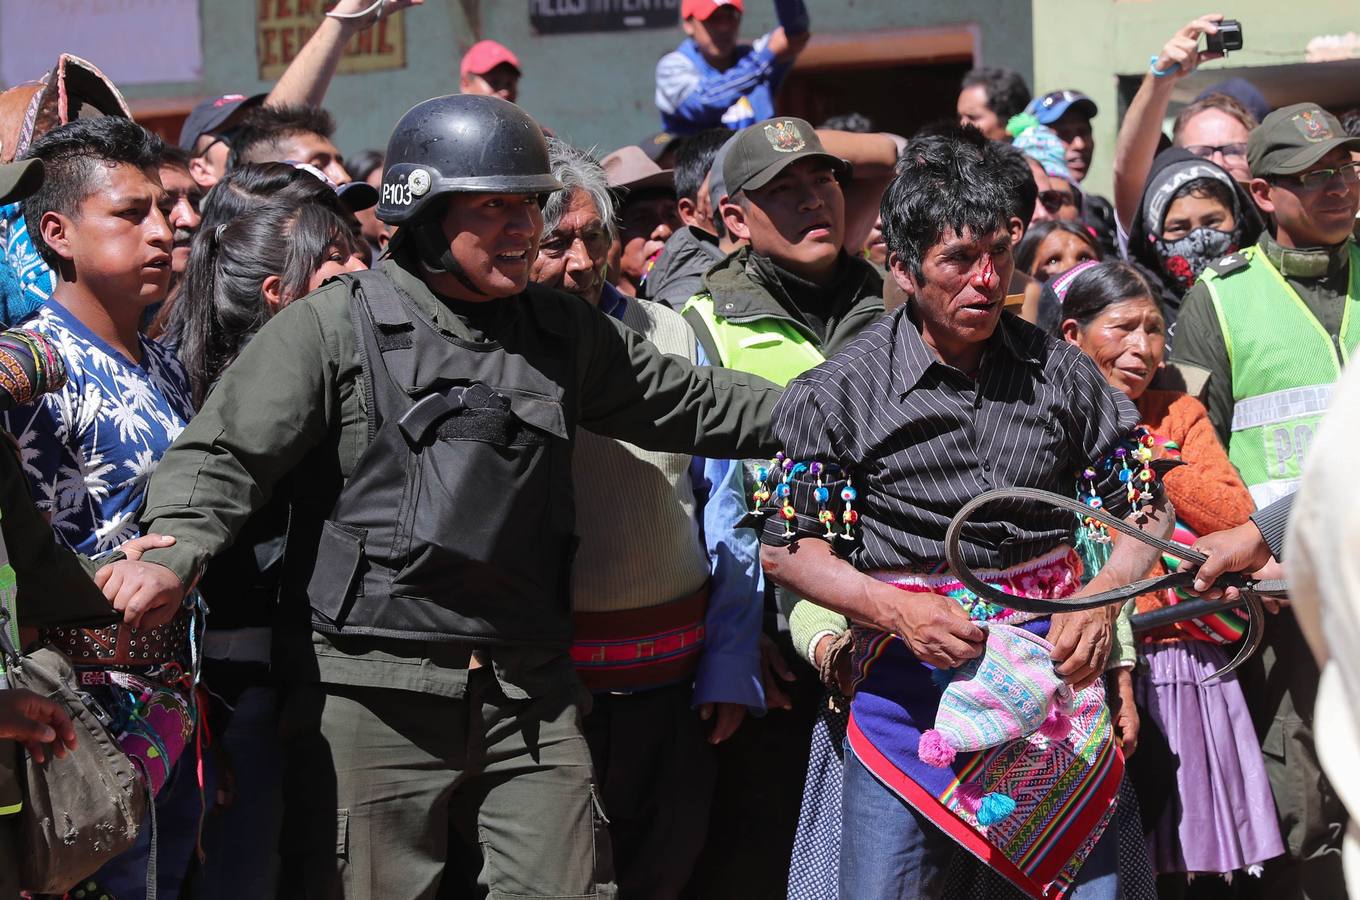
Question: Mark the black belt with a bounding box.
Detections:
[944,487,1287,681]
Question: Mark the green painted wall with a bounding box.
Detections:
[119,0,1032,161]
[1031,0,1360,198]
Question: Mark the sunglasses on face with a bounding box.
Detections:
[1038,190,1076,213]
[1275,160,1360,192]
[1185,143,1248,161]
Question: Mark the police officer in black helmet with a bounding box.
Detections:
[98,95,783,899]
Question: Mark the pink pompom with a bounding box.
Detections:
[1039,707,1072,740]
[918,729,957,767]
[955,782,984,813]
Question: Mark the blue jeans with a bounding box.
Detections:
[839,742,1122,900]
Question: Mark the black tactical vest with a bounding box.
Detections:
[296,270,579,647]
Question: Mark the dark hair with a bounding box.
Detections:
[1165,176,1236,229]
[347,149,385,184]
[23,117,165,269]
[820,112,874,133]
[1015,220,1102,274]
[960,67,1032,124]
[672,129,729,203]
[230,105,337,168]
[993,140,1038,227]
[158,144,192,172]
[1061,261,1162,328]
[881,131,1015,278]
[1172,93,1257,142]
[171,199,361,407]
[198,162,345,235]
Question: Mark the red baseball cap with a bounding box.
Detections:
[460,40,521,78]
[682,0,743,21]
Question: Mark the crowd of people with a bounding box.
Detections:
[0,0,1356,898]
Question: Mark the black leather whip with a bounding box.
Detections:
[944,487,1285,681]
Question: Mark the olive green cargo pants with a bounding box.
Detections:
[280,670,615,900]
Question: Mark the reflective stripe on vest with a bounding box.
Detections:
[1203,243,1360,501]
[681,294,825,387]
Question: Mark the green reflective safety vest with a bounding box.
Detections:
[681,294,825,387]
[1202,242,1360,508]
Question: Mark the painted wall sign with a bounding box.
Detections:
[257,1,406,80]
[530,0,681,35]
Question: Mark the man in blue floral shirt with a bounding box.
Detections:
[1,116,199,900]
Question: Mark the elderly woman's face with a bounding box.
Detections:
[1063,296,1166,401]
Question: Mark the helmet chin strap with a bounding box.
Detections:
[413,216,492,298]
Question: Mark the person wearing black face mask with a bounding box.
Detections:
[1125,147,1263,343]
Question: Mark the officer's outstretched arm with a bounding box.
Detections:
[133,287,342,592]
[578,313,783,460]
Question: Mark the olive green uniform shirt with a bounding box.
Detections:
[1171,234,1355,447]
[136,254,782,699]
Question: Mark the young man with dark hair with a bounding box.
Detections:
[6,116,200,899]
[759,130,1163,899]
[682,117,885,383]
[641,128,730,309]
[656,0,811,135]
[957,66,1032,141]
[676,117,886,894]
[231,104,351,184]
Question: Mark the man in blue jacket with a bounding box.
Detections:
[655,0,810,135]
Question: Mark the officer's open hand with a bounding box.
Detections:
[881,589,985,671]
[95,559,187,630]
[0,687,77,764]
[1048,607,1112,691]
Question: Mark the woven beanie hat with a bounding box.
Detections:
[918,623,1077,823]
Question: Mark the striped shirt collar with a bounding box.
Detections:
[892,305,1043,397]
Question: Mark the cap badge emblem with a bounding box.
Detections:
[764,121,806,153]
[1293,110,1333,143]
[408,169,432,196]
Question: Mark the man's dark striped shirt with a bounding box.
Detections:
[760,306,1140,571]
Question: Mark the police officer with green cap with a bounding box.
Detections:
[1172,101,1360,899]
[97,95,783,900]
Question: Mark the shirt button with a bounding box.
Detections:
[981,460,992,472]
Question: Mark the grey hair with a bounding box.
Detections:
[543,137,616,241]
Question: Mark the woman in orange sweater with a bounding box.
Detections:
[1059,261,1283,886]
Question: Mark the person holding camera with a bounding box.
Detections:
[1113,15,1253,245]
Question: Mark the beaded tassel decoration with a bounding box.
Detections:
[1130,430,1157,505]
[811,462,837,538]
[751,462,772,514]
[839,483,858,541]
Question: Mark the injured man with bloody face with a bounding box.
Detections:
[754,128,1173,900]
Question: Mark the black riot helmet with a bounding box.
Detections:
[377,94,561,226]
